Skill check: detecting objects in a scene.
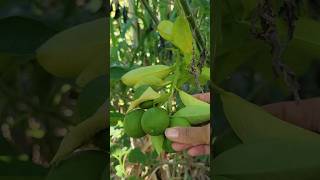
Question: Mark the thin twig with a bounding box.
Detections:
[178,0,206,53]
[140,0,159,25]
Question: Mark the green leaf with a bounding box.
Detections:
[47,150,106,180]
[178,90,209,107]
[110,66,129,81]
[77,75,107,122]
[220,90,320,144]
[213,141,320,179]
[128,148,147,164]
[151,135,164,155]
[214,129,242,157]
[127,176,142,180]
[51,104,106,164]
[157,20,174,41]
[173,105,210,125]
[110,111,124,126]
[172,16,193,55]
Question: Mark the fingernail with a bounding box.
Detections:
[165,128,178,138]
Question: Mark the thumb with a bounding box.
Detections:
[165,124,210,145]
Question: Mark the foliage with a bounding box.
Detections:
[110,0,210,179]
[0,0,106,179]
[213,0,320,179]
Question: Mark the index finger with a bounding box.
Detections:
[193,93,211,103]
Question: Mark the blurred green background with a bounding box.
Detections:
[0,0,106,179]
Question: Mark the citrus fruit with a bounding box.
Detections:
[170,117,191,127]
[141,107,169,136]
[164,117,191,153]
[124,109,146,138]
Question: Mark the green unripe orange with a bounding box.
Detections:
[170,117,191,127]
[124,109,146,138]
[141,107,169,136]
[163,117,191,153]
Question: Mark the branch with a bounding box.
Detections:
[140,0,159,25]
[178,0,206,53]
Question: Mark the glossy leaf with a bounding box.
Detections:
[214,141,320,179]
[51,104,106,164]
[173,105,210,125]
[127,87,160,112]
[77,75,107,122]
[178,90,209,107]
[172,16,193,55]
[151,135,164,155]
[47,150,106,180]
[127,148,147,164]
[157,20,174,41]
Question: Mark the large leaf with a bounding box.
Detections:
[219,89,320,144]
[157,20,174,41]
[51,104,106,164]
[77,75,107,122]
[47,150,106,180]
[110,66,129,81]
[213,141,320,179]
[172,16,193,55]
[127,148,147,164]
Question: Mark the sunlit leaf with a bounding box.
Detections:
[172,16,193,55]
[157,20,174,41]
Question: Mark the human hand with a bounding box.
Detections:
[263,98,320,133]
[165,93,210,156]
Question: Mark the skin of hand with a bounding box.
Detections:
[262,98,320,133]
[165,92,320,157]
[165,93,210,157]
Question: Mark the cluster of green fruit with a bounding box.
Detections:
[121,65,210,154]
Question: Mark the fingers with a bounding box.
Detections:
[193,93,211,103]
[171,143,192,151]
[171,143,210,156]
[165,124,210,145]
[262,98,320,132]
[187,145,210,156]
